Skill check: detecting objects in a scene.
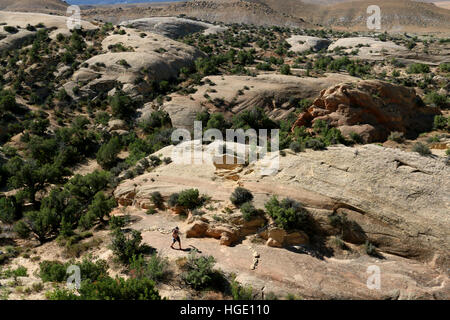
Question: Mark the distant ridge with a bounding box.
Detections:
[0,0,68,12]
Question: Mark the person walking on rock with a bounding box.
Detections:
[171,226,182,250]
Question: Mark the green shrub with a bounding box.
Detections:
[388,131,405,143]
[20,207,60,244]
[407,63,430,74]
[205,113,230,133]
[280,64,291,75]
[289,141,304,153]
[181,253,217,290]
[176,189,204,210]
[13,220,31,239]
[168,193,179,207]
[1,266,28,278]
[305,138,325,150]
[39,261,67,282]
[265,196,311,231]
[0,89,17,113]
[439,62,450,72]
[3,26,18,34]
[79,192,116,229]
[129,253,170,283]
[231,107,277,130]
[230,187,253,207]
[47,276,161,300]
[364,241,377,256]
[230,278,253,300]
[425,92,449,108]
[139,111,171,133]
[150,192,164,209]
[95,111,110,126]
[240,202,259,221]
[256,62,273,71]
[433,115,448,130]
[110,91,137,120]
[109,215,126,230]
[349,132,363,144]
[96,137,121,169]
[412,142,431,156]
[0,196,20,224]
[76,255,108,283]
[110,229,149,265]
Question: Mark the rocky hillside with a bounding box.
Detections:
[79,0,450,33]
[312,0,450,32]
[0,11,448,301]
[82,0,309,28]
[0,0,68,12]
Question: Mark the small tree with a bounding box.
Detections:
[181,252,217,290]
[177,189,203,210]
[0,196,20,225]
[96,137,122,169]
[110,229,148,265]
[110,91,136,120]
[0,89,17,113]
[79,192,116,229]
[5,157,63,204]
[150,191,164,209]
[20,208,59,244]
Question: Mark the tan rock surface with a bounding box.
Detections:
[156,73,359,130]
[70,28,204,99]
[114,140,449,268]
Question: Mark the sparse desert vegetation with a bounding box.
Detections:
[0,1,449,302]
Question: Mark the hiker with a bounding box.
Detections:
[171,226,182,250]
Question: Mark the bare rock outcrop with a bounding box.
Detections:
[114,141,449,299]
[114,140,449,266]
[291,80,441,143]
[0,12,97,54]
[119,17,227,39]
[286,35,331,53]
[69,28,205,100]
[328,37,408,60]
[146,73,359,130]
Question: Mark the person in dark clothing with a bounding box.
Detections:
[171,226,181,250]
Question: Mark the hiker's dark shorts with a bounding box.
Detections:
[172,236,180,243]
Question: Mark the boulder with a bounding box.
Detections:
[108,119,128,132]
[284,231,309,246]
[291,80,441,143]
[186,221,209,238]
[185,221,239,246]
[286,35,331,53]
[266,238,283,248]
[267,227,287,244]
[260,227,309,246]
